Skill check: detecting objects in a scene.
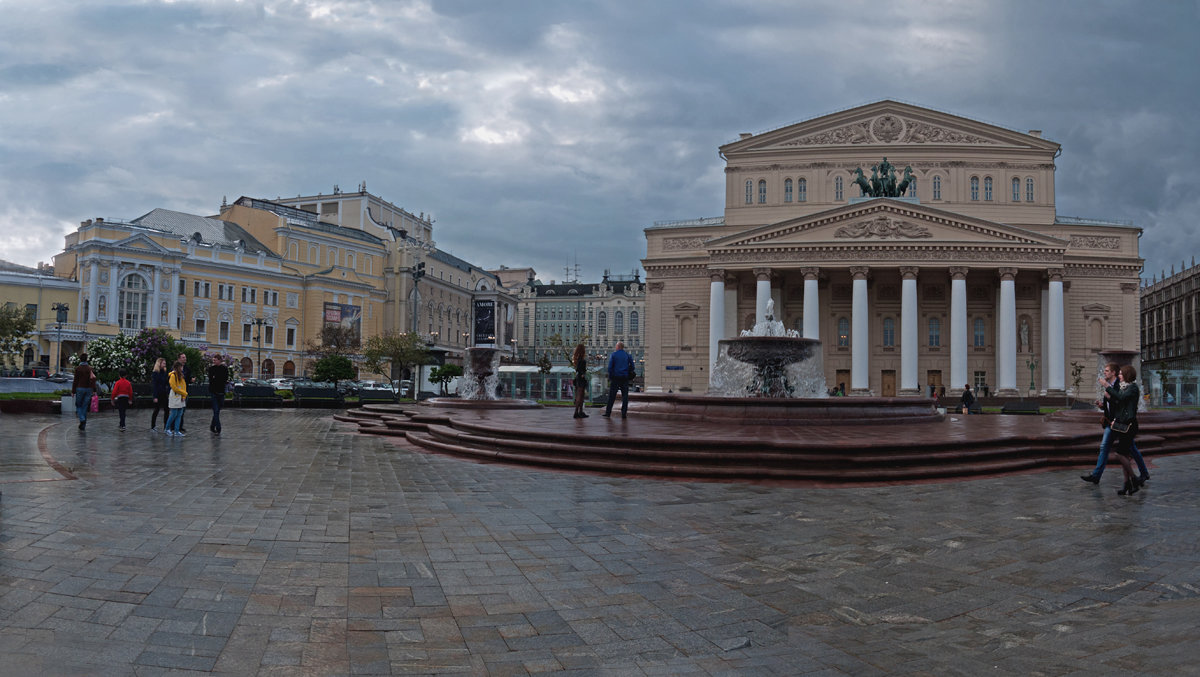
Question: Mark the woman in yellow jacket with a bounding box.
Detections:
[166,361,189,436]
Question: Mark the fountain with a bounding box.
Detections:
[422,346,542,410]
[709,300,826,398]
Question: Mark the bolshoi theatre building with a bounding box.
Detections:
[641,101,1142,398]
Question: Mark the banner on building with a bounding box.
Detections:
[473,299,496,345]
[323,302,362,340]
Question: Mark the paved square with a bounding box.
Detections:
[2,409,1197,675]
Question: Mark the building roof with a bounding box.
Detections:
[532,279,642,298]
[235,197,385,246]
[0,258,39,274]
[130,208,280,257]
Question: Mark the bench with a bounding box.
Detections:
[294,386,346,408]
[233,385,283,407]
[357,389,397,404]
[1001,401,1041,415]
[132,383,155,408]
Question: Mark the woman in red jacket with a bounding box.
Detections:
[110,367,134,431]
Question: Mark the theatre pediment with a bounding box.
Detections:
[708,201,1067,250]
[721,100,1060,153]
[110,233,175,255]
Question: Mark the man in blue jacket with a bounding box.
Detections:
[603,342,635,419]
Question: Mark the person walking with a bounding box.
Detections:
[71,353,97,431]
[571,343,589,419]
[110,368,133,431]
[602,341,635,419]
[175,352,191,433]
[959,383,975,415]
[207,354,229,435]
[149,358,170,432]
[1081,363,1150,487]
[166,361,188,437]
[1104,364,1143,497]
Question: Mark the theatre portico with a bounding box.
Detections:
[643,101,1142,397]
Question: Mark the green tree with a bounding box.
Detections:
[306,324,361,359]
[428,364,463,396]
[362,331,430,387]
[1069,361,1086,404]
[312,354,356,383]
[545,332,590,364]
[0,304,36,370]
[536,352,553,399]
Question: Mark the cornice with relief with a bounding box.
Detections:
[778,115,998,147]
[643,263,710,278]
[710,245,1065,265]
[725,161,1057,173]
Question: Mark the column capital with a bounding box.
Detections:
[849,266,869,280]
[1046,267,1065,282]
[998,267,1018,281]
[648,282,665,293]
[949,266,969,280]
[1120,282,1139,294]
[800,267,820,280]
[899,266,919,280]
[709,269,726,283]
[752,267,773,282]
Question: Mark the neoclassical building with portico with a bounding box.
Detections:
[642,101,1142,397]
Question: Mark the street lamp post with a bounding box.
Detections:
[253,317,265,379]
[52,302,69,373]
[1026,355,1039,396]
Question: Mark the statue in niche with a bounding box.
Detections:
[98,295,106,320]
[160,302,169,324]
[1019,318,1030,353]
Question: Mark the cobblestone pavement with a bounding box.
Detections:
[1,408,1198,675]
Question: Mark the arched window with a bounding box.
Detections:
[598,311,607,334]
[882,317,895,347]
[798,178,807,202]
[837,317,850,347]
[928,317,941,347]
[984,177,993,201]
[758,180,767,204]
[261,359,275,378]
[932,175,942,200]
[118,274,149,330]
[1012,177,1021,202]
[835,176,844,201]
[614,311,624,334]
[630,311,639,334]
[1026,177,1035,202]
[907,178,917,198]
[745,180,753,205]
[784,178,793,203]
[240,357,253,376]
[283,360,296,376]
[973,317,986,347]
[970,177,980,201]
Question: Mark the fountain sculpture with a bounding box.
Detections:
[709,300,826,398]
[423,346,542,410]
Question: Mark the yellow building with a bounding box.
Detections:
[0,261,78,373]
[35,189,517,382]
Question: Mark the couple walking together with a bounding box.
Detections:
[1081,363,1149,496]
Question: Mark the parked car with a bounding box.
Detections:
[233,378,274,390]
[21,365,50,378]
[266,377,294,390]
[45,372,70,383]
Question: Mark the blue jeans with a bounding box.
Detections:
[210,392,225,432]
[74,388,93,423]
[605,378,629,416]
[167,407,184,434]
[1092,425,1149,478]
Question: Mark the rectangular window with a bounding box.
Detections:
[195,318,206,334]
[219,321,229,341]
[243,323,252,343]
[179,279,186,295]
[286,327,295,348]
[928,318,941,347]
[203,282,211,298]
[265,326,274,345]
[194,280,201,297]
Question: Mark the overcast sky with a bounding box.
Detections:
[2,0,1197,284]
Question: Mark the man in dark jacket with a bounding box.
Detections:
[71,353,97,431]
[602,342,635,419]
[208,354,229,435]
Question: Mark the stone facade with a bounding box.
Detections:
[642,101,1143,397]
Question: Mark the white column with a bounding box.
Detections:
[754,268,772,324]
[708,270,725,383]
[900,267,919,394]
[997,268,1018,395]
[851,267,870,394]
[169,268,181,330]
[1047,270,1066,392]
[724,285,738,337]
[950,267,968,393]
[107,263,119,323]
[151,268,162,327]
[1041,287,1049,391]
[801,268,820,340]
[87,261,99,323]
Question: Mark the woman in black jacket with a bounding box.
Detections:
[572,343,589,419]
[1103,364,1142,496]
[149,358,170,432]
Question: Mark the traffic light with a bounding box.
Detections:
[414,262,426,280]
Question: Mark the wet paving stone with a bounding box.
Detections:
[1,409,1199,674]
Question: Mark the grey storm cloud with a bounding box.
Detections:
[1,0,1197,284]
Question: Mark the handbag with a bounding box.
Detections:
[89,393,99,413]
[168,391,183,408]
[1110,420,1131,434]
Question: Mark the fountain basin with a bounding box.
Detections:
[630,392,941,425]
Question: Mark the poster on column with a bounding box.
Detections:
[323,302,362,341]
[473,300,495,345]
